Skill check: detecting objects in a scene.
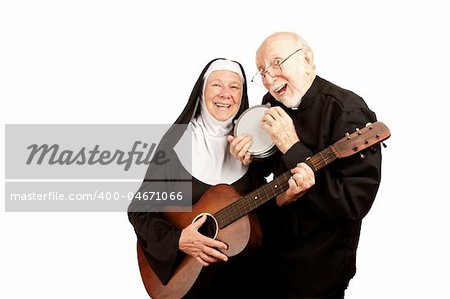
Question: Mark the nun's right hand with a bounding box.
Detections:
[179,215,229,266]
[227,134,253,165]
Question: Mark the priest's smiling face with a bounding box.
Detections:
[255,32,314,108]
[203,70,242,121]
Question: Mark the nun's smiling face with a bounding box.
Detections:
[203,70,242,121]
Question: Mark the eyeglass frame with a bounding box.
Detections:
[251,48,303,84]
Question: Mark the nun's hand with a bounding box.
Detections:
[179,215,228,266]
[276,162,315,206]
[227,134,253,166]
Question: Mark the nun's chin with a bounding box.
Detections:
[211,108,239,122]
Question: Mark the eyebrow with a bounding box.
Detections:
[209,78,241,84]
[258,55,283,70]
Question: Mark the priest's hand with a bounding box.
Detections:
[262,107,300,154]
[276,162,315,206]
[179,215,228,266]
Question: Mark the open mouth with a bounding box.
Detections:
[214,102,232,109]
[274,83,287,95]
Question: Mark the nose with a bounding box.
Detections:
[262,73,276,87]
[220,87,232,98]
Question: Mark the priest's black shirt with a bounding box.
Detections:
[254,75,382,298]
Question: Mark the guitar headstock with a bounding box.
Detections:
[332,122,391,158]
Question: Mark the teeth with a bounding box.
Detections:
[275,84,286,93]
[215,103,231,108]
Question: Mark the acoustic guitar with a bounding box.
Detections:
[136,121,391,299]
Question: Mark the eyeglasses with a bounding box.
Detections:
[251,48,303,86]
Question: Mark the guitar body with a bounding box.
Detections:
[136,184,262,299]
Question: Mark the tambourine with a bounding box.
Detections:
[233,104,277,159]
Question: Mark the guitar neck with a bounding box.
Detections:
[215,146,337,229]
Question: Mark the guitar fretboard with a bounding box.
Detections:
[215,146,337,229]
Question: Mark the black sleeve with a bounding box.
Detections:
[127,149,186,285]
[305,106,382,221]
[282,141,314,169]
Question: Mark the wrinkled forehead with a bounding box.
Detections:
[256,36,298,68]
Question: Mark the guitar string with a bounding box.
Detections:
[201,129,386,238]
[202,146,341,236]
[208,135,383,235]
[216,173,291,229]
[212,147,336,229]
[177,128,384,248]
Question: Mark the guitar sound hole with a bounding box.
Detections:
[195,214,218,239]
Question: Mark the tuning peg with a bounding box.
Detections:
[382,142,387,148]
[365,122,373,128]
[356,128,362,135]
[346,132,350,140]
[360,153,366,159]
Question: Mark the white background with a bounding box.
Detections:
[1,1,449,298]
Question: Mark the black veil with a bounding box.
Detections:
[156,58,249,154]
[140,58,249,182]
